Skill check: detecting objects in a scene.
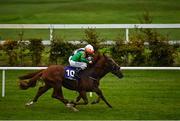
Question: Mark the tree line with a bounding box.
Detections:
[0,12,179,66]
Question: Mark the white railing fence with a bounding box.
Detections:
[0,24,180,97]
[0,24,180,42]
[1,67,180,97]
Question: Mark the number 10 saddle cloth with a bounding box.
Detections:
[64,66,81,81]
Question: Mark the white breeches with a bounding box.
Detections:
[68,56,87,70]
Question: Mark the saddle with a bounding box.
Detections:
[64,66,81,81]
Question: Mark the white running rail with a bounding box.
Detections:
[0,24,180,41]
[0,66,180,97]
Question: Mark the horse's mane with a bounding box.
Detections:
[92,51,103,64]
[87,51,108,69]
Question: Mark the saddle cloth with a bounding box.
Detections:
[64,66,80,80]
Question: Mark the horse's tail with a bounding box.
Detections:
[19,70,43,90]
[18,69,44,80]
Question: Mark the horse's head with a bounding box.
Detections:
[90,52,123,79]
[102,54,123,79]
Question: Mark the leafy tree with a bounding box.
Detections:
[2,40,18,66]
[49,37,76,64]
[139,11,176,66]
[84,28,101,51]
[111,11,176,66]
[28,39,44,66]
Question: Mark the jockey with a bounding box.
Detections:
[68,44,95,78]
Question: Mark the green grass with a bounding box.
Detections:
[0,1,179,119]
[0,70,180,120]
[0,0,180,40]
[0,0,180,24]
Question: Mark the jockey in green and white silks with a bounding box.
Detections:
[68,44,94,70]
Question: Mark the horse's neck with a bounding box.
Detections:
[86,62,109,80]
[94,67,109,79]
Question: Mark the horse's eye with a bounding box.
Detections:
[117,66,120,70]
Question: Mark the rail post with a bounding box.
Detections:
[49,24,54,41]
[2,69,5,97]
[126,28,129,42]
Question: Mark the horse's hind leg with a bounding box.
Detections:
[33,84,50,102]
[94,88,112,108]
[52,85,79,112]
[51,85,68,104]
[26,84,50,106]
[69,93,81,107]
[75,94,82,103]
[74,91,88,106]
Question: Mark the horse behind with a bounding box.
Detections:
[19,53,123,111]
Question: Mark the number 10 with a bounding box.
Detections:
[66,70,75,77]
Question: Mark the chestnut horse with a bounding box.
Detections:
[19,53,123,111]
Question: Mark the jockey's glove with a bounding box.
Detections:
[89,61,93,64]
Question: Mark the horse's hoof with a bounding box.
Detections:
[71,107,79,112]
[66,103,78,112]
[25,101,34,106]
[66,103,74,108]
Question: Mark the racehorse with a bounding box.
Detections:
[19,52,123,111]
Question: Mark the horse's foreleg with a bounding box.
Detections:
[26,84,50,106]
[94,88,112,108]
[91,96,101,104]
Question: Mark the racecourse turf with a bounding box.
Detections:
[0,0,179,24]
[0,70,180,120]
[0,1,180,119]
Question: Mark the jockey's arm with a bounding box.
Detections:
[71,51,90,63]
[79,52,89,63]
